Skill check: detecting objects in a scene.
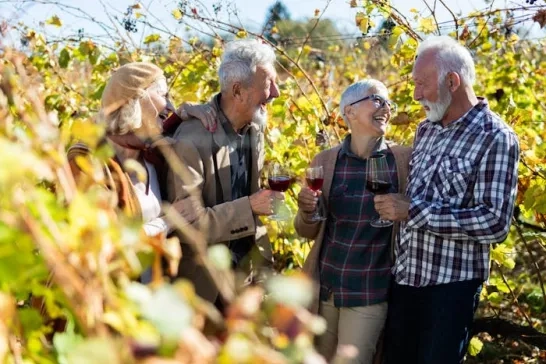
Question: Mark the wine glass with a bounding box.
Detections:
[366,154,394,228]
[267,163,292,221]
[305,166,326,221]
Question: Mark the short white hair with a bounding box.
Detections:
[102,78,166,135]
[339,79,389,127]
[218,39,276,92]
[416,35,476,87]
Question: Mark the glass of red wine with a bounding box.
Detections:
[366,154,394,228]
[267,163,292,221]
[305,166,326,221]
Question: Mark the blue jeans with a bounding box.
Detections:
[384,278,483,364]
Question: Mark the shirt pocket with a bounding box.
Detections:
[435,157,474,199]
[328,184,348,221]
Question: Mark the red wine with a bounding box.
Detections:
[366,180,392,194]
[306,177,324,191]
[268,176,291,192]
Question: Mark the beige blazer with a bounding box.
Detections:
[167,98,271,303]
[294,142,412,314]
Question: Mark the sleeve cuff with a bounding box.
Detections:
[406,198,431,229]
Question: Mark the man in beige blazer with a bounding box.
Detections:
[167,39,281,307]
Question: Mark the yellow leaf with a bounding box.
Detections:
[388,25,404,48]
[172,8,183,20]
[45,15,62,27]
[143,33,161,44]
[356,12,368,33]
[419,17,436,33]
[409,8,418,13]
[468,337,483,356]
[134,12,143,19]
[236,30,247,39]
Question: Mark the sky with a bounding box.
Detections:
[1,0,544,46]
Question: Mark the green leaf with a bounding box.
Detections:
[467,337,483,356]
[143,33,161,45]
[18,308,44,333]
[59,48,70,68]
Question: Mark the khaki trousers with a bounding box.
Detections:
[316,296,388,364]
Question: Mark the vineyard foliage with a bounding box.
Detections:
[0,0,545,362]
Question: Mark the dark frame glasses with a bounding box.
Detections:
[349,94,397,113]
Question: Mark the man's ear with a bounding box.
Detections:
[232,82,243,101]
[448,72,461,92]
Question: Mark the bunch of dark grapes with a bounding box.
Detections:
[525,0,538,4]
[122,6,138,33]
[123,18,138,33]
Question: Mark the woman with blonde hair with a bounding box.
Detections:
[68,62,213,246]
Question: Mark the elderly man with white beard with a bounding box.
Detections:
[374,36,520,364]
[167,39,281,309]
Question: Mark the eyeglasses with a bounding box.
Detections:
[349,94,397,113]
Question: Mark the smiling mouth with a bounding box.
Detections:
[373,115,388,124]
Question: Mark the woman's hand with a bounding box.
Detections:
[177,102,217,132]
[297,187,319,213]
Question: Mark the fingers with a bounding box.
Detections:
[297,187,318,213]
[250,189,280,216]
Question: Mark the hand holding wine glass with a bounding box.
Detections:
[366,154,394,228]
[304,166,326,221]
[267,163,292,221]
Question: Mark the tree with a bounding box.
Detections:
[262,0,291,43]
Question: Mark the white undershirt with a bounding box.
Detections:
[131,161,169,237]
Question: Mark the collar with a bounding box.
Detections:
[213,93,251,138]
[339,134,388,159]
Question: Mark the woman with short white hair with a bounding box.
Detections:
[295,79,412,364]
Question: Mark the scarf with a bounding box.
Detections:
[107,133,165,194]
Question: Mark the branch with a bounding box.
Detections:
[295,0,332,64]
[495,264,534,329]
[371,0,423,42]
[438,0,460,38]
[421,0,441,35]
[469,0,502,47]
[472,317,546,349]
[512,217,546,310]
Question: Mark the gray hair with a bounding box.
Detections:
[339,79,389,127]
[416,35,476,87]
[218,39,276,92]
[102,77,166,135]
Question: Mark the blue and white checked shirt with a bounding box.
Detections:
[393,99,520,287]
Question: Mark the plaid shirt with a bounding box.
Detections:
[319,136,398,307]
[393,99,520,287]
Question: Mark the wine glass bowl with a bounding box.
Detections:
[305,166,326,221]
[267,163,292,221]
[366,154,394,227]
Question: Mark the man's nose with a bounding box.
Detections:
[270,81,280,99]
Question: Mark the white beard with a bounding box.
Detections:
[421,86,452,122]
[251,107,268,127]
